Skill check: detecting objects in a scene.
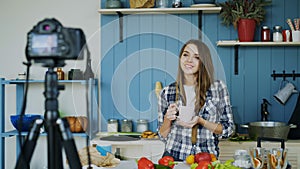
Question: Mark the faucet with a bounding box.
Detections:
[261,99,271,121]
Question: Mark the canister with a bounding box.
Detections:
[136,119,149,132]
[107,119,118,132]
[261,26,270,42]
[121,119,132,132]
[273,26,283,42]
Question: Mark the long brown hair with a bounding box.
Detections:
[176,39,214,114]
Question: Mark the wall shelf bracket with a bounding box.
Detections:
[198,10,202,40]
[234,45,239,75]
[116,11,124,42]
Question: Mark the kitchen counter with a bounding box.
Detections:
[82,161,190,169]
[91,136,165,162]
[91,133,300,168]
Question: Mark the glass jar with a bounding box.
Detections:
[156,0,168,8]
[56,68,64,80]
[107,119,118,132]
[261,26,270,42]
[106,0,122,9]
[136,119,149,132]
[121,119,132,132]
[273,26,283,42]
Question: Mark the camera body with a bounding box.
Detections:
[26,18,86,62]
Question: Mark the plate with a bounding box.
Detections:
[190,3,216,7]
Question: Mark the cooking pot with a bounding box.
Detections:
[240,121,297,141]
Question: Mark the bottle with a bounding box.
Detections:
[56,68,64,80]
[273,26,283,42]
[261,26,270,42]
[114,148,122,160]
[261,99,271,121]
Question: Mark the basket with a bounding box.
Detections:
[10,114,42,131]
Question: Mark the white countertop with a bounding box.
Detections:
[83,161,190,169]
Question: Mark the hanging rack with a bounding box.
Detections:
[271,70,300,81]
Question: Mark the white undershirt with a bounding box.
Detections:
[184,85,196,108]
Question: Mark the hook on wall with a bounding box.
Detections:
[271,70,300,81]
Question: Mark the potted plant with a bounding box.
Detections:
[218,0,272,42]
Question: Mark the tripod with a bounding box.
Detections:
[15,66,82,169]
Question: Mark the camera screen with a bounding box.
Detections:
[31,33,58,56]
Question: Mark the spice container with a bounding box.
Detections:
[137,119,149,132]
[273,26,283,42]
[56,68,65,80]
[121,119,132,132]
[107,119,118,132]
[261,26,270,42]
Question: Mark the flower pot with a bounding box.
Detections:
[238,19,256,42]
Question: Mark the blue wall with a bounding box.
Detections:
[100,0,300,133]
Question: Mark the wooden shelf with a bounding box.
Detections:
[217,40,300,75]
[2,130,88,137]
[217,40,300,46]
[98,7,222,15]
[98,6,221,42]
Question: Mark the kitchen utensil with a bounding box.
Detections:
[274,80,298,105]
[257,137,290,169]
[249,147,265,169]
[241,121,297,141]
[267,148,288,169]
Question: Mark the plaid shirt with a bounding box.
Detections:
[157,80,234,160]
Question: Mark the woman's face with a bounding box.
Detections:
[180,43,200,76]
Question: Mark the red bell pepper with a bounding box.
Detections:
[158,156,176,169]
[138,157,155,169]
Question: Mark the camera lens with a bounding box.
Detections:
[43,24,51,31]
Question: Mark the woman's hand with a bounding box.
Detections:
[164,103,178,121]
[176,116,199,128]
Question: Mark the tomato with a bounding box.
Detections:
[195,161,214,169]
[194,152,212,163]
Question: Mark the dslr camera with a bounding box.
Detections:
[26,18,86,63]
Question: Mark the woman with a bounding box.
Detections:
[157,39,234,161]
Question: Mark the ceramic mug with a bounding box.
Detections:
[282,30,291,42]
[274,81,298,105]
[292,31,300,42]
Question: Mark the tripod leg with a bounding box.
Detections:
[15,119,43,169]
[57,118,82,169]
[45,111,63,169]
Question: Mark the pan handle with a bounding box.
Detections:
[240,124,249,128]
[257,137,285,149]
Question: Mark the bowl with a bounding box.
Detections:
[193,0,215,4]
[240,121,297,141]
[10,114,42,131]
